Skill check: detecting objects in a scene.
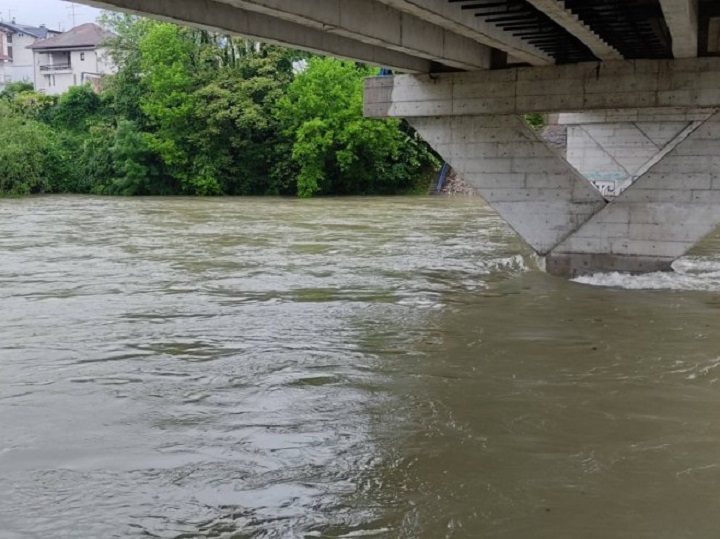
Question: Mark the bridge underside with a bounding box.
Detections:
[77,0,720,276]
[78,0,720,69]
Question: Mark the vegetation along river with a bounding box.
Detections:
[2,195,720,539]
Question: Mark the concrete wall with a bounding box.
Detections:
[407,115,607,255]
[560,110,712,199]
[0,32,7,87]
[548,110,720,275]
[36,72,75,95]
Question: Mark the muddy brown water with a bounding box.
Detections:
[2,196,720,538]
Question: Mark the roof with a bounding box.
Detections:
[0,21,59,39]
[29,23,113,51]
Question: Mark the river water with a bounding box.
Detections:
[2,196,720,538]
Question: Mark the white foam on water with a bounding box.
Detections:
[573,256,720,291]
[337,529,392,538]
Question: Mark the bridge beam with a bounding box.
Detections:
[210,0,493,71]
[659,0,699,58]
[365,58,720,118]
[524,0,622,61]
[373,0,553,66]
[80,0,451,73]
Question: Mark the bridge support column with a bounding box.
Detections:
[365,60,720,276]
[405,111,720,277]
[406,115,607,256]
[547,109,720,276]
[559,109,714,200]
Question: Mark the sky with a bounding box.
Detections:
[0,0,102,31]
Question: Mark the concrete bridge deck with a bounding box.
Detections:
[76,0,720,276]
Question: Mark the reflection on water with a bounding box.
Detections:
[1,196,720,538]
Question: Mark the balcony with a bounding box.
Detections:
[40,64,72,72]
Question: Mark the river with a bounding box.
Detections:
[2,196,720,538]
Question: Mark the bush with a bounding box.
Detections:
[0,104,63,196]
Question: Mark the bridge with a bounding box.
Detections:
[77,0,720,276]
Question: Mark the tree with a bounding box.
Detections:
[52,85,105,132]
[276,58,437,197]
[2,14,438,199]
[0,104,62,195]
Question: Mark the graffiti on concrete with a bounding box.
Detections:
[585,171,640,200]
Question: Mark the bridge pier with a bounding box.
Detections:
[549,109,720,276]
[559,109,715,200]
[365,59,720,277]
[406,115,607,257]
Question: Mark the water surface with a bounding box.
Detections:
[1,196,720,538]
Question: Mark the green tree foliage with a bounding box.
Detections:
[278,58,437,197]
[0,104,63,195]
[0,15,437,198]
[52,85,106,131]
[524,113,546,131]
[0,81,34,100]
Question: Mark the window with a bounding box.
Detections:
[80,52,85,61]
[6,34,11,44]
[7,46,12,60]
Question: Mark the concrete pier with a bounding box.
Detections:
[366,59,720,276]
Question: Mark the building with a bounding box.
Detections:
[0,29,9,86]
[0,20,60,90]
[29,23,115,95]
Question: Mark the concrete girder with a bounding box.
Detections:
[364,58,720,118]
[659,0,699,58]
[372,0,553,67]
[76,0,435,73]
[524,0,623,61]
[211,0,492,71]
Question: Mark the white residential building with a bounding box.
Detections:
[0,21,60,90]
[30,23,115,95]
[0,29,9,86]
